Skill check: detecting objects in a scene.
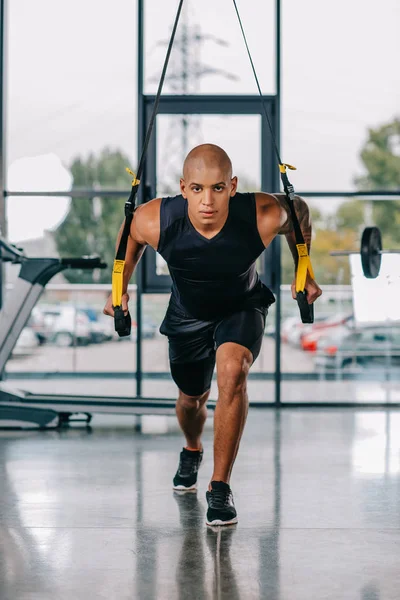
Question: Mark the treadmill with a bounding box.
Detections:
[0,238,191,429]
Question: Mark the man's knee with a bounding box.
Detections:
[177,389,209,411]
[217,355,251,394]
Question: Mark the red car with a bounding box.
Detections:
[301,314,353,352]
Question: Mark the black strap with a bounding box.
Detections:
[279,171,305,244]
[115,209,136,261]
[232,0,304,246]
[115,0,185,262]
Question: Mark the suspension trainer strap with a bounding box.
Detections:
[232,0,314,322]
[112,0,185,335]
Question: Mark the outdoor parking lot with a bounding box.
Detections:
[6,335,313,374]
[7,303,399,408]
[7,286,399,377]
[7,327,400,377]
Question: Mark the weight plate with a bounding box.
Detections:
[360,226,382,279]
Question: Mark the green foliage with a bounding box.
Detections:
[355,117,400,249]
[372,201,400,249]
[55,148,131,283]
[332,196,400,252]
[356,119,400,190]
[334,200,365,233]
[308,229,359,285]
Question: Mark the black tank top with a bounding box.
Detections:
[157,192,272,320]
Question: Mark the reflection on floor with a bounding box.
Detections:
[0,408,399,600]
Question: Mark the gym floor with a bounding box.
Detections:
[1,408,399,600]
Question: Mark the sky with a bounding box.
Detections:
[4,0,400,240]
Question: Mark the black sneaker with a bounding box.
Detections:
[206,481,238,526]
[173,447,203,491]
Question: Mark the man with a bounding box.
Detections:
[104,144,322,526]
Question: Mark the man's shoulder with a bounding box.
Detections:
[229,191,255,219]
[254,192,287,237]
[254,192,280,209]
[134,197,162,224]
[131,198,162,246]
[231,191,276,208]
[161,193,185,209]
[230,191,278,222]
[159,194,186,225]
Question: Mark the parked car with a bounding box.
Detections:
[108,314,158,342]
[11,327,40,357]
[37,304,92,347]
[301,314,353,352]
[315,326,400,370]
[78,307,114,344]
[282,313,332,347]
[281,316,300,343]
[27,306,48,345]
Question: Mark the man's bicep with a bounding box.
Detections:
[127,230,147,263]
[130,212,148,247]
[276,208,292,235]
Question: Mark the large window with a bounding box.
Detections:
[2,0,400,405]
[281,0,400,192]
[144,0,276,96]
[6,0,137,190]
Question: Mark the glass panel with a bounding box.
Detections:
[145,0,275,96]
[4,285,137,380]
[282,0,400,192]
[143,111,272,398]
[6,0,137,190]
[156,114,261,196]
[281,196,400,403]
[141,293,170,375]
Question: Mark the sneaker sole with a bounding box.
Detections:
[206,516,238,526]
[173,482,198,491]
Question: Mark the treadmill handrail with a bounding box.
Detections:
[60,257,107,269]
[0,237,25,263]
[0,238,107,271]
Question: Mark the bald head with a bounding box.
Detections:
[180,144,238,223]
[183,144,233,180]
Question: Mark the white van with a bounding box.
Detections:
[38,304,92,347]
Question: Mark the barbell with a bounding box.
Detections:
[330,226,400,278]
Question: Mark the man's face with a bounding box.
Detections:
[180,165,237,225]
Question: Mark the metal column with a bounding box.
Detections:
[0,0,7,310]
[274,0,282,407]
[136,0,144,397]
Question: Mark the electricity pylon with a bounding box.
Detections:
[148,5,238,192]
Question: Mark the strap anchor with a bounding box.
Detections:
[279,163,297,174]
[125,167,140,187]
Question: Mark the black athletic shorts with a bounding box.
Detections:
[159,292,272,396]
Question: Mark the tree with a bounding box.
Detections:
[55,148,131,283]
[334,200,365,233]
[356,119,400,190]
[355,118,400,248]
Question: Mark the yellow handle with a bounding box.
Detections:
[295,244,315,292]
[112,259,125,307]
